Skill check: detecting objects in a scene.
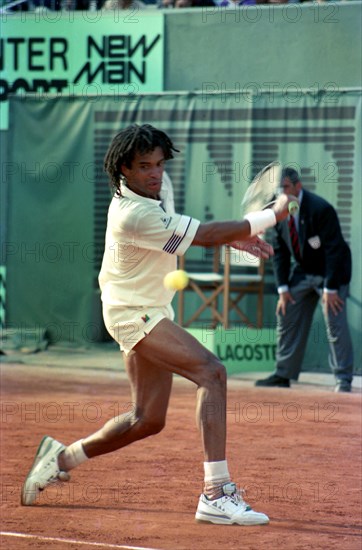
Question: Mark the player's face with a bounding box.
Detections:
[121,147,165,199]
[281,177,302,197]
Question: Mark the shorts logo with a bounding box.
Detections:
[141,314,150,323]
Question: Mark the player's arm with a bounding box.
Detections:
[192,194,292,247]
[191,224,274,260]
[192,220,252,247]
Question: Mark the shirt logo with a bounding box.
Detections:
[141,314,150,323]
[161,216,172,229]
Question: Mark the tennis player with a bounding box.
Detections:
[22,124,294,525]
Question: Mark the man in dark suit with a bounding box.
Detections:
[256,167,354,392]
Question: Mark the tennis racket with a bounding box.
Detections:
[240,161,299,216]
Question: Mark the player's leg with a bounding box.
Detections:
[60,317,262,521]
[78,353,173,458]
[125,319,268,525]
[126,318,228,463]
[21,319,225,504]
[64,319,227,462]
[75,320,229,507]
[321,283,353,392]
[256,277,320,386]
[22,318,268,522]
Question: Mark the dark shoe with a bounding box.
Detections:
[334,381,352,393]
[255,373,290,388]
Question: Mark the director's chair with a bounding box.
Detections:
[178,245,265,329]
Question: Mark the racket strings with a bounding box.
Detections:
[241,162,282,215]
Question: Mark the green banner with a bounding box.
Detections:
[188,327,277,374]
[0,13,164,129]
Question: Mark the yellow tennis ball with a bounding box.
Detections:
[288,200,299,215]
[163,270,189,291]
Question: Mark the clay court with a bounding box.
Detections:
[1,346,361,550]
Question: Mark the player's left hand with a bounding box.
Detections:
[322,291,344,316]
[230,236,274,259]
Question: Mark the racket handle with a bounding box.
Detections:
[264,199,299,215]
[262,200,276,210]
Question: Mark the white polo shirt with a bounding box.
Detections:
[99,173,200,307]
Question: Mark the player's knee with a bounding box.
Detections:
[214,362,227,386]
[203,359,227,389]
[137,416,166,438]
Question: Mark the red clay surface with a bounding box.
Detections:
[1,362,361,550]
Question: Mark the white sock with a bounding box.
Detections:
[204,460,230,482]
[203,460,231,500]
[62,440,88,471]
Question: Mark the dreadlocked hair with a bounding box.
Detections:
[104,124,179,197]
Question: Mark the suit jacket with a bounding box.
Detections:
[272,189,352,290]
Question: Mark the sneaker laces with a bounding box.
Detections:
[222,483,251,510]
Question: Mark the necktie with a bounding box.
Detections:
[288,215,301,262]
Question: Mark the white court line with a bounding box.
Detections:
[0,531,161,550]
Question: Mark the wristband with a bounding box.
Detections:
[244,209,277,236]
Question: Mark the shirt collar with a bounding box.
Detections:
[120,181,163,206]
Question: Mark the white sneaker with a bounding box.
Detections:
[195,482,269,525]
[21,436,70,506]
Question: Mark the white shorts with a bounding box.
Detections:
[102,303,175,356]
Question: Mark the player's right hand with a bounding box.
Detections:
[272,194,299,222]
[229,235,274,259]
[276,291,296,315]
